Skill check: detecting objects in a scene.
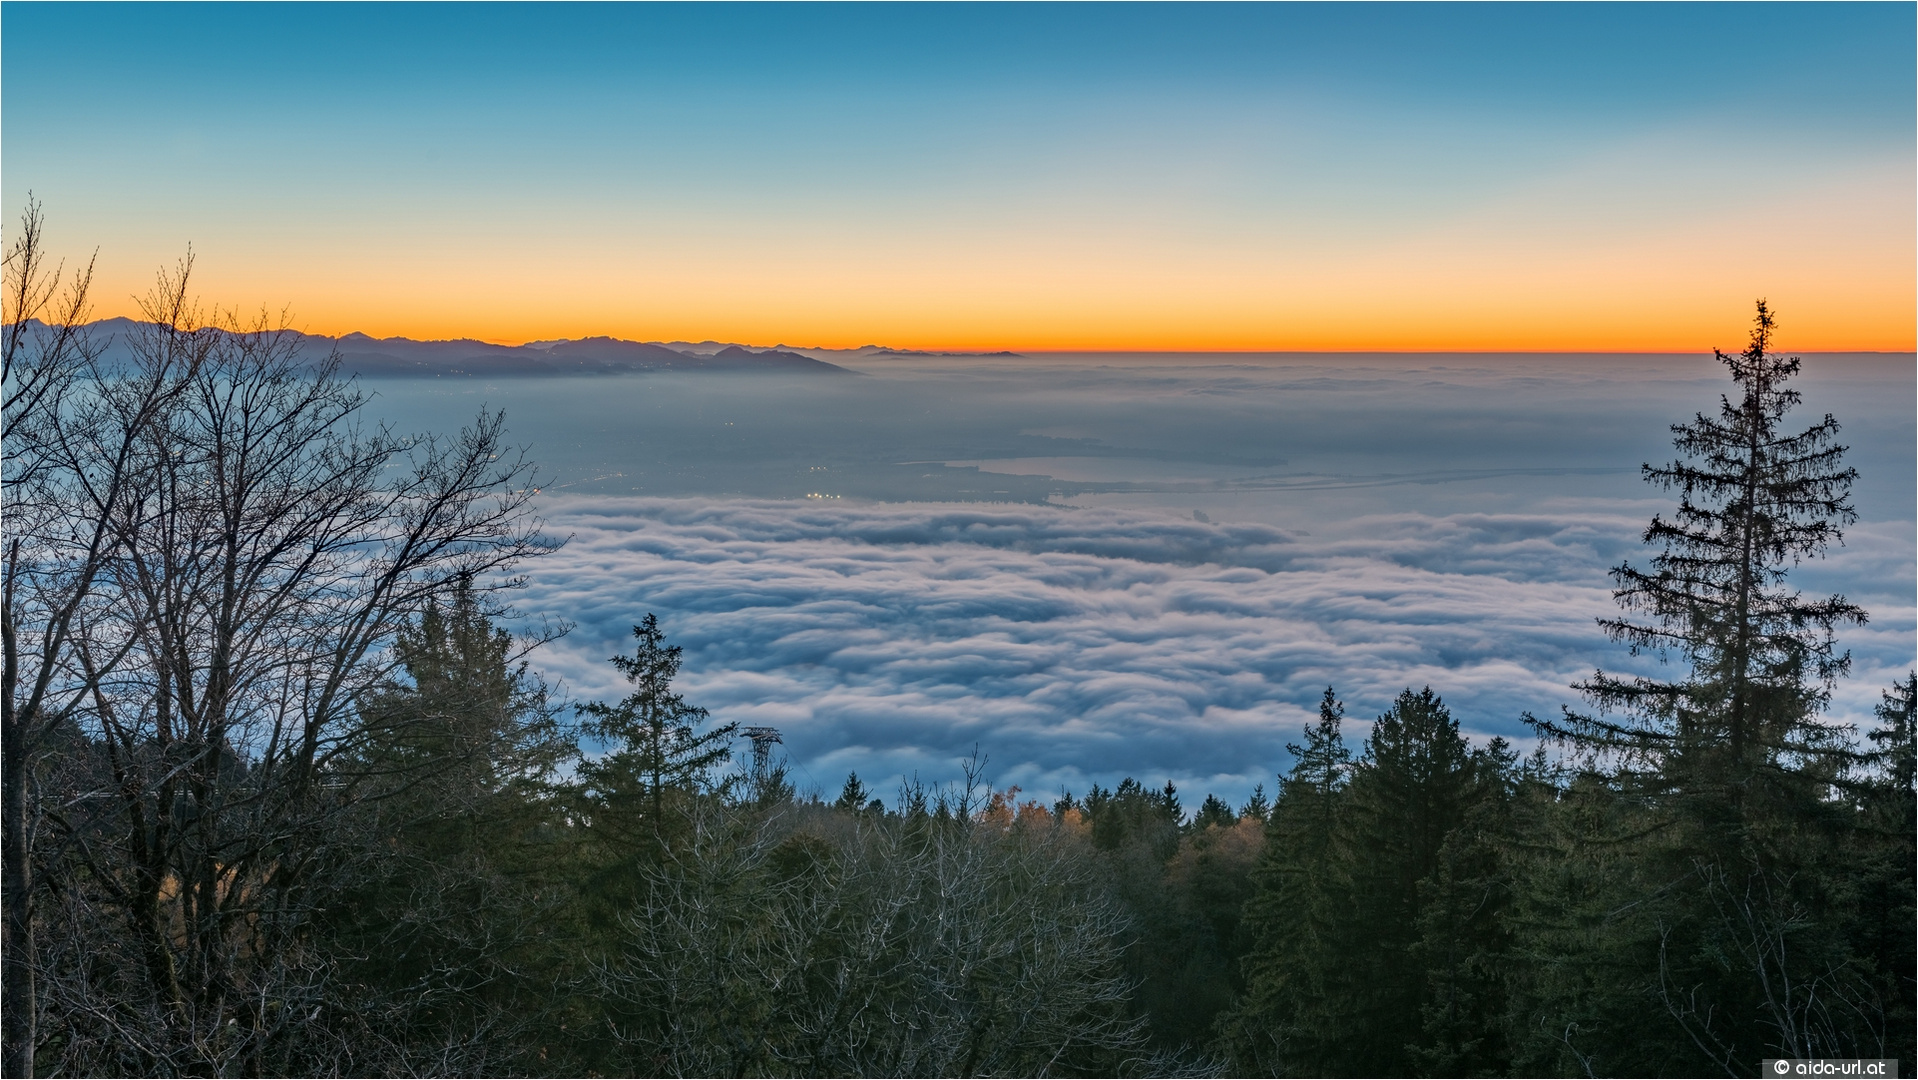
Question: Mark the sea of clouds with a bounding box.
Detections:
[357,351,1913,807]
[517,496,1913,807]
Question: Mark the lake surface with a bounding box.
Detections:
[361,353,1916,805]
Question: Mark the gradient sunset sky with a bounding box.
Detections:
[4,2,1912,351]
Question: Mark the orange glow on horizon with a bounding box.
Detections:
[72,266,1911,355]
[69,309,1908,356]
[54,148,1915,355]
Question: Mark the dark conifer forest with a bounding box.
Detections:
[4,207,1913,1077]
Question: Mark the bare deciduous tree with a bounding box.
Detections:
[3,199,206,1078]
[597,799,1196,1077]
[5,211,557,1075]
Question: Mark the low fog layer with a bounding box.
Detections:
[360,354,1916,804]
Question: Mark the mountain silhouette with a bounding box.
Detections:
[36,320,854,377]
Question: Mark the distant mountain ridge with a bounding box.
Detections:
[44,319,855,377]
[24,319,1033,375]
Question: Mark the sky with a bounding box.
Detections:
[4,2,1913,351]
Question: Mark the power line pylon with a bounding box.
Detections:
[742,726,782,782]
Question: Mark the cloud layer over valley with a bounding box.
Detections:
[520,497,1914,806]
[339,351,1916,808]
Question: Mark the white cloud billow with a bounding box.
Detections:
[513,496,1915,806]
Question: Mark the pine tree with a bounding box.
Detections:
[1078,775,1190,1045]
[1856,675,1916,1065]
[577,614,737,847]
[1866,673,1915,799]
[1238,783,1270,823]
[1548,301,1866,812]
[1085,776,1182,857]
[329,579,575,1071]
[1523,304,1884,1070]
[1227,687,1515,1075]
[1339,687,1481,1076]
[1160,803,1266,1053]
[360,578,568,802]
[834,771,871,813]
[1223,687,1354,1073]
[1191,793,1236,831]
[1411,736,1517,1077]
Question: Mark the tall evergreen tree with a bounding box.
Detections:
[1075,776,1192,1046]
[1855,675,1916,1065]
[1547,300,1865,815]
[360,578,570,802]
[1339,687,1482,1076]
[1191,793,1236,832]
[1411,736,1518,1077]
[1223,687,1355,1074]
[1237,783,1270,823]
[327,578,576,1073]
[1229,687,1520,1076]
[1084,777,1182,858]
[1866,673,1915,799]
[834,771,872,813]
[1523,303,1886,1071]
[576,614,738,848]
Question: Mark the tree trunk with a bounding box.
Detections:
[3,705,35,1079]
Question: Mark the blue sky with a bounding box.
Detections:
[10,4,1910,120]
[5,3,1912,348]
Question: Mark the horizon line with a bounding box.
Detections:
[37,317,1915,357]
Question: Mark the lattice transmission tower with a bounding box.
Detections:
[742,726,783,782]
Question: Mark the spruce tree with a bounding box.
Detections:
[1237,783,1270,823]
[1229,687,1517,1075]
[1547,300,1865,812]
[1856,675,1916,1065]
[1191,793,1236,831]
[1079,775,1189,1045]
[1339,686,1481,1076]
[1866,673,1915,800]
[1411,736,1517,1077]
[577,614,737,847]
[834,771,872,813]
[1085,776,1182,857]
[329,579,575,1071]
[1223,687,1354,1074]
[360,578,569,802]
[1524,303,1885,1070]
